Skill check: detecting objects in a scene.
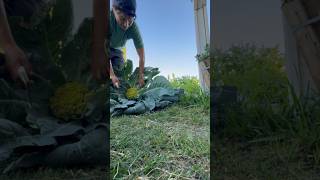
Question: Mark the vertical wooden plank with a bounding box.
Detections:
[194,0,210,93]
[283,17,317,97]
[301,0,320,48]
[282,0,320,94]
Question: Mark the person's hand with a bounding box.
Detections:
[139,74,145,88]
[111,75,120,88]
[92,45,108,80]
[4,44,32,85]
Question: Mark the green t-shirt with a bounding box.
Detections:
[109,10,144,50]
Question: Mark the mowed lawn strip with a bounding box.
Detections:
[0,166,107,180]
[111,104,210,179]
[212,138,320,180]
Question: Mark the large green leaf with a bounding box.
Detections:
[26,110,85,137]
[148,76,172,89]
[1,124,107,173]
[0,135,57,163]
[143,67,160,85]
[142,96,155,111]
[3,152,46,174]
[141,87,177,102]
[42,0,73,54]
[139,75,172,94]
[155,101,172,109]
[11,135,57,150]
[59,18,93,82]
[0,80,29,122]
[122,59,133,81]
[127,67,160,88]
[123,102,146,115]
[44,126,108,166]
[0,119,30,142]
[85,86,108,123]
[46,122,84,138]
[28,53,66,89]
[8,0,73,68]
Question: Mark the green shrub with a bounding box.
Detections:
[169,75,209,109]
[213,45,290,136]
[213,44,288,104]
[214,44,320,165]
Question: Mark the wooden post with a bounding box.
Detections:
[282,0,320,98]
[194,0,210,93]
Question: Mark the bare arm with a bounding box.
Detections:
[0,0,31,84]
[136,47,145,86]
[0,0,16,49]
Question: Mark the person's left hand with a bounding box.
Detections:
[4,44,32,86]
[139,74,145,87]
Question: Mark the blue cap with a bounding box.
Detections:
[113,0,136,17]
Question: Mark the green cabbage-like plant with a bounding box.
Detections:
[110,59,184,116]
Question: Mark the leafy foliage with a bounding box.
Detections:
[169,75,209,109]
[214,44,320,167]
[212,44,288,104]
[195,44,209,63]
[110,60,184,116]
[0,0,107,173]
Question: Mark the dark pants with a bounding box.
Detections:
[110,48,125,77]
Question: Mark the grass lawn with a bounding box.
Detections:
[0,103,209,179]
[111,104,210,179]
[0,166,107,180]
[212,138,320,180]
